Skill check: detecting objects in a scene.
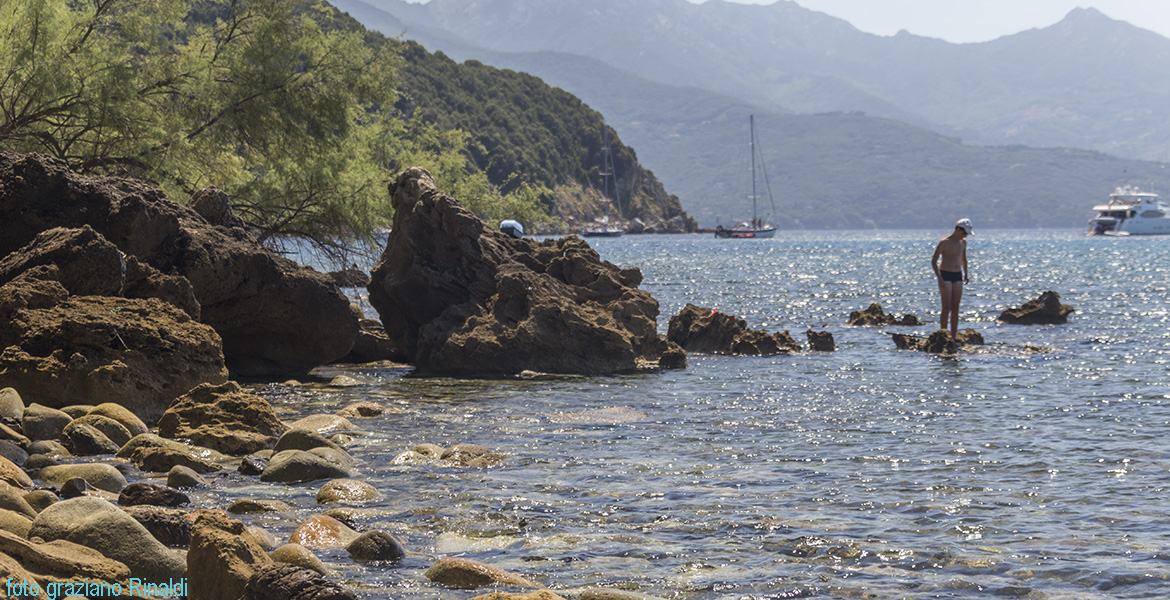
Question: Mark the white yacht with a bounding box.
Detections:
[1087,186,1170,235]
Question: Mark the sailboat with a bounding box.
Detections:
[715,114,778,239]
[582,125,624,237]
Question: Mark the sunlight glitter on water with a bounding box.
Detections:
[220,230,1170,599]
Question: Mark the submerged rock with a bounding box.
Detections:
[847,303,921,326]
[367,167,682,375]
[667,304,800,356]
[998,291,1075,325]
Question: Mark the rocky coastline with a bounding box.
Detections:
[0,152,1075,598]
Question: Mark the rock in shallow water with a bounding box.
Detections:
[367,167,682,376]
[158,381,287,455]
[345,530,406,562]
[998,291,1075,325]
[424,556,539,589]
[667,303,800,356]
[242,564,358,600]
[260,450,351,484]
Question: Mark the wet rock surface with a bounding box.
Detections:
[667,304,800,356]
[367,167,681,375]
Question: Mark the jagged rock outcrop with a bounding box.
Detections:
[158,381,287,455]
[848,303,921,326]
[0,267,228,422]
[0,151,357,376]
[367,167,683,375]
[667,304,800,356]
[893,329,985,354]
[998,291,1075,325]
[805,330,836,352]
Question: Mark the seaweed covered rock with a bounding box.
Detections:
[667,304,800,356]
[998,291,1075,325]
[848,303,921,326]
[367,167,681,375]
[0,151,357,376]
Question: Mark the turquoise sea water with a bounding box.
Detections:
[212,231,1169,599]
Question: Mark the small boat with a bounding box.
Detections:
[1087,185,1170,235]
[582,124,624,238]
[499,219,524,238]
[716,114,777,239]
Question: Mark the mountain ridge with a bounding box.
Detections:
[333,0,1170,229]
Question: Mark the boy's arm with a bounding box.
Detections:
[931,242,942,277]
[961,241,969,282]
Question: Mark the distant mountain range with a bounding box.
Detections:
[331,0,1170,229]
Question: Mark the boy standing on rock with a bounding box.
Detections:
[931,218,972,339]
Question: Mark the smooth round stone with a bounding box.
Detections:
[345,530,406,562]
[23,489,58,513]
[316,479,380,504]
[0,440,28,466]
[59,405,95,419]
[117,482,190,508]
[36,463,127,493]
[22,404,72,442]
[259,450,350,484]
[270,543,330,575]
[0,388,24,420]
[86,403,149,437]
[167,465,208,488]
[288,515,359,549]
[0,455,33,489]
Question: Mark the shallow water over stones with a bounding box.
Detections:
[196,231,1169,599]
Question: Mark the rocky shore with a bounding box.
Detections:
[0,152,1078,598]
[0,153,693,599]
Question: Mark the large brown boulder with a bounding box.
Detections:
[188,511,274,600]
[367,167,681,375]
[158,381,288,455]
[0,151,357,376]
[0,269,228,422]
[998,291,1075,325]
[667,304,801,356]
[0,226,199,318]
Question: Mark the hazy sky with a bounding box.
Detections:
[701,0,1170,43]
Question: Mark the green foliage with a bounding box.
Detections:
[0,0,402,248]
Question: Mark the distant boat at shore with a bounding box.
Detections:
[582,124,625,238]
[715,114,777,239]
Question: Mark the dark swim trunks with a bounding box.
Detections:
[939,270,964,283]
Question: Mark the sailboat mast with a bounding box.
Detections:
[751,114,760,224]
[602,125,623,220]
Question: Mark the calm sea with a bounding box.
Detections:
[209,230,1170,599]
